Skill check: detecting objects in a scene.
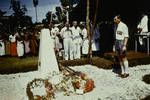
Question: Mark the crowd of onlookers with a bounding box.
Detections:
[0,21,101,60]
[0,29,39,58]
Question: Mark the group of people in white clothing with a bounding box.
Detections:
[60,21,89,60]
[60,21,100,60]
[49,20,100,61]
[48,20,100,61]
[0,20,101,60]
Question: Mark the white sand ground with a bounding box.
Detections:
[0,64,150,100]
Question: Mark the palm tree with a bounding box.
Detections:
[9,0,31,31]
[33,0,38,23]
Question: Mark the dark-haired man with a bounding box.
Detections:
[113,15,129,78]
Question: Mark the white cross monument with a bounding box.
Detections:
[38,27,60,78]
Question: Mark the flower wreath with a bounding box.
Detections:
[26,71,95,99]
[26,78,54,100]
[71,72,95,94]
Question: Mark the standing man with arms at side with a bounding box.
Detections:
[60,22,73,60]
[113,15,129,78]
[71,21,82,59]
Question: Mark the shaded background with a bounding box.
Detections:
[69,0,150,53]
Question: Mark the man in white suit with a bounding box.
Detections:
[61,22,73,60]
[71,21,82,59]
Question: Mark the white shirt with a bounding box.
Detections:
[9,35,16,42]
[137,15,148,32]
[63,29,72,39]
[115,21,129,40]
[71,26,81,39]
[81,28,88,39]
[60,27,67,37]
[51,26,60,37]
[60,27,72,38]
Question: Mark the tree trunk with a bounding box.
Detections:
[93,0,99,29]
[86,0,92,64]
[87,0,99,64]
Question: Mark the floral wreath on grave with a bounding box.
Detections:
[71,71,95,94]
[26,78,54,100]
[26,68,95,99]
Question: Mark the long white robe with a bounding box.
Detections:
[38,28,59,77]
[81,28,89,55]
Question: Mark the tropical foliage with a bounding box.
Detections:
[0,0,33,34]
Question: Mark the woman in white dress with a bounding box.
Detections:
[92,24,100,56]
[17,37,24,58]
[38,24,59,77]
[0,37,5,56]
[80,22,89,57]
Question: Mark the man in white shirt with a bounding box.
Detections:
[137,14,148,45]
[113,15,129,78]
[71,21,82,59]
[60,22,73,60]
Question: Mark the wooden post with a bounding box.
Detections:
[87,0,99,64]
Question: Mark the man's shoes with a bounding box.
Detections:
[124,73,129,78]
[118,73,129,78]
[118,74,124,78]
